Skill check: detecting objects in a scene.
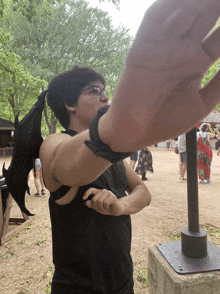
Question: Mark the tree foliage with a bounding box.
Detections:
[2,0,220,135]
[0,0,5,16]
[11,0,60,22]
[5,0,131,80]
[0,27,47,122]
[1,0,132,134]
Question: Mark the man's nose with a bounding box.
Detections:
[100,94,109,103]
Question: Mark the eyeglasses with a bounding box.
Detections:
[81,86,108,97]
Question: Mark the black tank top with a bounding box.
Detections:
[49,130,133,294]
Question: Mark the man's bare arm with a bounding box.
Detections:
[82,160,151,216]
[42,0,220,188]
[40,131,111,189]
[119,160,151,215]
[98,0,220,152]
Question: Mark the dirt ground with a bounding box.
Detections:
[1,147,220,294]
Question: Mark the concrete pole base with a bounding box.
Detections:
[148,246,220,294]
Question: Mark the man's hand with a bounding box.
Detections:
[82,188,124,216]
[127,0,220,130]
[100,0,220,152]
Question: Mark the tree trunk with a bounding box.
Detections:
[43,103,57,135]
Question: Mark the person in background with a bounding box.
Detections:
[166,139,171,151]
[174,138,178,154]
[135,147,153,181]
[178,134,187,183]
[214,128,220,150]
[129,152,138,170]
[174,138,181,178]
[197,123,215,184]
[32,158,46,196]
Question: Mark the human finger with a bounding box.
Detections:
[200,69,220,112]
[82,187,98,200]
[188,2,220,43]
[90,189,112,212]
[84,191,105,211]
[101,192,118,211]
[202,26,220,62]
[157,7,219,43]
[135,0,219,42]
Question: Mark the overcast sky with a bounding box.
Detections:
[87,0,156,37]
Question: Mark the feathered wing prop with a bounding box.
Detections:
[2,90,48,216]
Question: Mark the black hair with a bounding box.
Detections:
[47,66,106,129]
[201,123,208,132]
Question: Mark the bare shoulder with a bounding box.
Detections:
[40,133,72,190]
[40,133,70,161]
[41,133,71,150]
[40,129,111,189]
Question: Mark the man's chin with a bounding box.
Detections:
[98,104,110,111]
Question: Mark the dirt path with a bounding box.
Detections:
[1,148,220,294]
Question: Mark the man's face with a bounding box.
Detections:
[74,80,109,124]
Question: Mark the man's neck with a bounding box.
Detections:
[68,116,89,133]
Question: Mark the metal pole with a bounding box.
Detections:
[181,127,207,258]
[186,127,199,232]
[156,127,220,272]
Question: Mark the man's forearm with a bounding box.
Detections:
[119,184,151,215]
[98,66,162,152]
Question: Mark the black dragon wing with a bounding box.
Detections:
[2,90,48,216]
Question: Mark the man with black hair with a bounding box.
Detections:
[40,0,220,292]
[40,66,151,294]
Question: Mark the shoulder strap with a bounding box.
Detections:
[62,129,78,137]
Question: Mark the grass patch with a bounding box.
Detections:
[43,264,54,293]
[201,224,220,245]
[36,238,47,245]
[163,228,181,241]
[137,269,149,287]
[17,240,26,244]
[173,233,181,241]
[44,280,52,293]
[165,223,220,246]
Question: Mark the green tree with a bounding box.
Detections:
[11,0,60,22]
[3,0,132,133]
[0,0,5,16]
[201,60,220,89]
[5,0,131,79]
[0,28,47,121]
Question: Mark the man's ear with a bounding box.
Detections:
[65,103,76,113]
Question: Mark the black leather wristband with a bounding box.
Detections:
[84,105,132,163]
